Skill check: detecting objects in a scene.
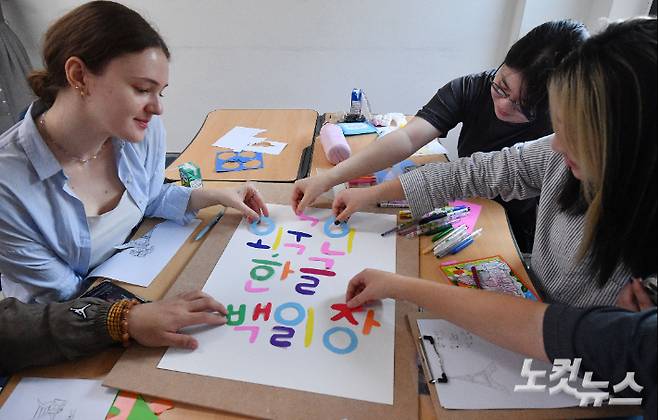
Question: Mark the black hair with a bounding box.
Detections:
[505,20,589,116]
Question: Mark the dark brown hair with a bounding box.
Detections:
[28,1,170,105]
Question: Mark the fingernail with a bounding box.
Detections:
[334,220,341,225]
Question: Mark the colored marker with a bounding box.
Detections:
[471,266,483,289]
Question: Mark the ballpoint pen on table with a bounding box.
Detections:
[194,207,226,241]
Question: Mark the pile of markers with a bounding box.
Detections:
[346,175,377,187]
[381,206,482,258]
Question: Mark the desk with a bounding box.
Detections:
[309,113,448,178]
[165,109,319,182]
[0,187,634,418]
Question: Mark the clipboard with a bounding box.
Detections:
[407,312,639,419]
[104,183,420,420]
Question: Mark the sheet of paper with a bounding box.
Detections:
[88,219,201,287]
[418,319,582,409]
[159,204,397,404]
[211,126,267,150]
[413,139,449,156]
[0,377,116,419]
[449,200,481,234]
[243,139,288,155]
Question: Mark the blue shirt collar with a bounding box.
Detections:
[18,101,64,181]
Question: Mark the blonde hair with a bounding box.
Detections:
[548,16,657,284]
[548,62,608,257]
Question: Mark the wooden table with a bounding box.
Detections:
[165,109,319,182]
[309,113,446,178]
[0,185,632,418]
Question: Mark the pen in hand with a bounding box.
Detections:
[194,207,226,241]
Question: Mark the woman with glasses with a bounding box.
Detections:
[292,20,589,253]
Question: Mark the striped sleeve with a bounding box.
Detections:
[399,135,555,218]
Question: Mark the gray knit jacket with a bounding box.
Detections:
[400,134,628,307]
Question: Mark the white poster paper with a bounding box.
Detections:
[88,219,201,287]
[418,319,582,409]
[159,204,397,404]
[0,377,116,419]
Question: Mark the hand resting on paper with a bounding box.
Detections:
[332,187,380,223]
[291,176,332,215]
[332,179,405,222]
[188,182,269,223]
[345,268,410,308]
[128,290,228,349]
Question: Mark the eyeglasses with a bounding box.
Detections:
[489,65,537,122]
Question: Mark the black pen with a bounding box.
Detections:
[194,207,225,241]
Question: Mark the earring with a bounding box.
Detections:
[75,85,85,97]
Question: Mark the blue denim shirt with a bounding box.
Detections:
[0,102,196,303]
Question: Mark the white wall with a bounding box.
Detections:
[1,0,651,158]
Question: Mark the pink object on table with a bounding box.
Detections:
[320,123,352,164]
[449,200,482,234]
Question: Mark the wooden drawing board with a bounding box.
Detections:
[104,183,420,419]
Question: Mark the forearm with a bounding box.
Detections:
[395,278,549,361]
[400,138,551,218]
[187,188,218,212]
[0,297,114,374]
[326,129,416,186]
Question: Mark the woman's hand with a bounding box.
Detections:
[291,176,331,215]
[220,183,269,222]
[345,268,408,308]
[190,182,269,222]
[616,277,655,312]
[128,290,228,349]
[332,187,379,222]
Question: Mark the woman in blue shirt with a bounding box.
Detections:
[0,1,268,303]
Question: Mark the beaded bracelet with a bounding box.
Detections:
[106,299,141,347]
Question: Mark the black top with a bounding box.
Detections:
[416,70,553,156]
[416,71,554,252]
[544,304,657,419]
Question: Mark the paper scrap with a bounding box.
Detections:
[88,219,201,287]
[0,377,116,420]
[413,139,449,156]
[449,200,481,234]
[212,126,267,151]
[106,391,173,419]
[244,139,287,155]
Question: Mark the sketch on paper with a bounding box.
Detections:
[450,362,509,394]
